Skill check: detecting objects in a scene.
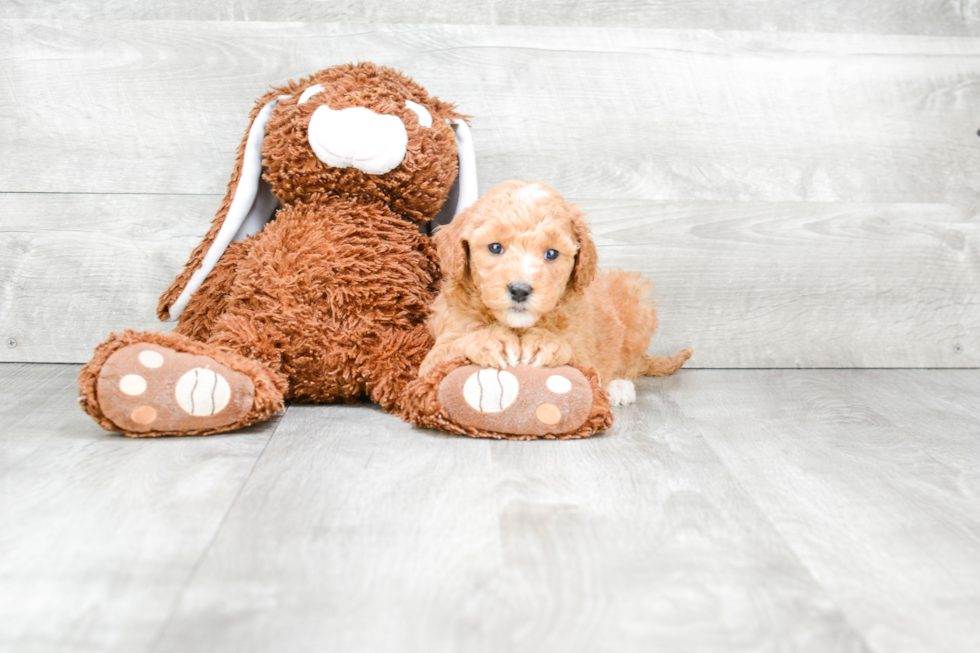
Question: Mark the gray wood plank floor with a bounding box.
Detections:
[3,363,979,652]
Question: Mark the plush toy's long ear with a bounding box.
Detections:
[569,206,598,293]
[158,92,287,322]
[427,119,478,232]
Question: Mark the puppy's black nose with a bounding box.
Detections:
[508,282,533,303]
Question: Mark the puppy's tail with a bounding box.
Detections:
[641,347,694,377]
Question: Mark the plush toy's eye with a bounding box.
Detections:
[488,243,504,255]
[544,249,559,261]
[298,84,324,105]
[404,100,433,128]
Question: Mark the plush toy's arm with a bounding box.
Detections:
[157,90,285,323]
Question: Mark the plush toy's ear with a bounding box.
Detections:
[568,205,598,293]
[160,92,288,322]
[426,120,478,232]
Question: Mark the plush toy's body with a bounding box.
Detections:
[79,63,613,439]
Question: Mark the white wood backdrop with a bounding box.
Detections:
[4,1,980,35]
[1,19,979,366]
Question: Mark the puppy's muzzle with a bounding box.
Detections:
[508,282,533,304]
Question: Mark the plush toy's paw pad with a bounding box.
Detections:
[96,343,254,433]
[439,365,592,436]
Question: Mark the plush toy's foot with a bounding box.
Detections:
[79,330,285,437]
[402,359,614,440]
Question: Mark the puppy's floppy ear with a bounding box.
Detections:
[568,204,598,292]
[434,206,471,283]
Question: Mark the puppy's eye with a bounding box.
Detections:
[544,249,559,261]
[488,243,504,255]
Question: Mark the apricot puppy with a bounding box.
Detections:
[420,180,692,405]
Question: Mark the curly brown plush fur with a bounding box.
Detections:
[79,62,615,440]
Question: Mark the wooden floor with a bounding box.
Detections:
[3,363,978,652]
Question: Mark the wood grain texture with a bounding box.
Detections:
[0,363,281,653]
[4,1,980,36]
[2,21,979,367]
[3,195,976,367]
[0,193,219,363]
[664,368,980,653]
[2,21,980,204]
[5,363,980,651]
[581,200,980,368]
[149,401,868,653]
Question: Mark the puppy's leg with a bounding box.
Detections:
[463,326,522,369]
[519,329,573,367]
[421,326,521,375]
[605,379,637,406]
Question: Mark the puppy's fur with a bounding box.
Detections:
[420,180,692,405]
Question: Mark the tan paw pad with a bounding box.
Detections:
[439,365,593,437]
[97,343,254,434]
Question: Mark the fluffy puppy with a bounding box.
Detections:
[420,180,692,405]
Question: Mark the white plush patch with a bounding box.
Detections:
[119,374,147,396]
[463,369,519,413]
[404,100,432,127]
[167,96,285,321]
[298,84,324,105]
[175,368,231,416]
[231,178,279,242]
[138,350,164,368]
[307,106,408,176]
[424,121,479,230]
[546,374,572,394]
[606,379,636,406]
[451,120,478,217]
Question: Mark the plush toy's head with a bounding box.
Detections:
[262,63,467,223]
[163,62,479,322]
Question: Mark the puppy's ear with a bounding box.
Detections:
[568,204,598,292]
[434,207,471,283]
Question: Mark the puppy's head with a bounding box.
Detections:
[435,180,598,328]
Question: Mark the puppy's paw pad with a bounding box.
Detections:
[440,365,593,437]
[606,379,636,406]
[96,343,254,434]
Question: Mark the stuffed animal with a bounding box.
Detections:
[78,63,613,440]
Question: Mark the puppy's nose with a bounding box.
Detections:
[508,282,533,303]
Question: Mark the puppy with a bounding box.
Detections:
[419,180,692,405]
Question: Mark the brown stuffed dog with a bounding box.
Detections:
[78,63,613,440]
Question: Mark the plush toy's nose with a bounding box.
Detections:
[307,106,408,175]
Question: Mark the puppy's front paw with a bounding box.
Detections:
[519,334,573,367]
[464,329,521,369]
